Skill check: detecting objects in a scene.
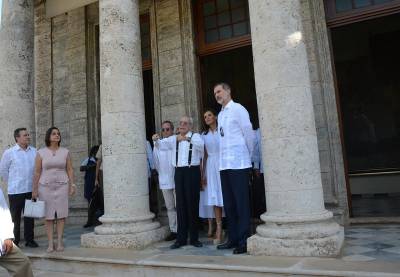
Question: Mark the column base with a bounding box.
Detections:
[81,225,169,249]
[247,218,344,257]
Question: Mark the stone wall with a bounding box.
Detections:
[301,0,348,222]
[153,0,200,130]
[34,4,88,224]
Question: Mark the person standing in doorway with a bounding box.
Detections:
[0,128,38,248]
[152,116,204,249]
[214,83,254,254]
[153,120,177,241]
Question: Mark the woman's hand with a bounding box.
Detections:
[69,184,76,196]
[32,190,38,200]
[201,178,207,190]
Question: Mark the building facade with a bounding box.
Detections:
[1,0,399,256]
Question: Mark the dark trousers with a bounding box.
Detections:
[8,192,34,244]
[175,166,200,244]
[220,168,251,247]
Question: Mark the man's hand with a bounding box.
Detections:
[177,134,187,142]
[3,239,13,255]
[254,169,261,178]
[95,179,100,187]
[152,134,160,141]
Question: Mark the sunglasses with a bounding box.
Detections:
[161,128,170,132]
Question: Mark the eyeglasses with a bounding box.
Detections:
[180,121,189,126]
[161,128,170,132]
[220,127,224,137]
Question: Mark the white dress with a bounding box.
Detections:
[199,130,224,218]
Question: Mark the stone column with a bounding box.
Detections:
[81,0,167,249]
[247,0,344,256]
[0,0,34,152]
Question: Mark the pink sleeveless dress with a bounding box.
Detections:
[38,147,70,220]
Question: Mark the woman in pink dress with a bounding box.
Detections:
[32,127,76,252]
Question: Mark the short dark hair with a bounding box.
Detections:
[89,145,100,157]
[213,82,231,92]
[14,128,27,142]
[45,127,61,147]
[161,120,174,131]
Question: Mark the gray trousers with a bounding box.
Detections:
[162,188,177,233]
[0,243,33,277]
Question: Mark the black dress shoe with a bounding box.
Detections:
[170,241,186,249]
[233,245,247,254]
[25,240,39,248]
[165,232,177,241]
[216,241,237,250]
[190,241,203,248]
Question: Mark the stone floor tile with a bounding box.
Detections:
[341,254,376,262]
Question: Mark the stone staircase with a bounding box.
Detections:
[21,246,400,277]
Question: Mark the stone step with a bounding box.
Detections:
[23,247,400,277]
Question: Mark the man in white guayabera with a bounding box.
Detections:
[153,120,177,241]
[214,83,254,255]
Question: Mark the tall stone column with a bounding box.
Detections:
[247,0,344,256]
[0,0,34,152]
[81,0,167,249]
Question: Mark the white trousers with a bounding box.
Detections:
[161,188,177,233]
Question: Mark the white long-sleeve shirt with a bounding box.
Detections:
[0,188,14,256]
[0,144,37,195]
[153,141,175,190]
[252,128,264,174]
[146,141,155,178]
[218,100,254,170]
[155,132,204,167]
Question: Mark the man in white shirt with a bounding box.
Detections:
[153,120,177,241]
[214,83,254,254]
[0,188,34,277]
[152,116,204,249]
[0,128,38,248]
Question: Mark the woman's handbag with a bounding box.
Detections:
[24,199,45,219]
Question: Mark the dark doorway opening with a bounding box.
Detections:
[331,13,400,217]
[143,69,155,141]
[200,45,259,127]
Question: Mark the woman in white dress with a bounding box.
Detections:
[199,109,224,244]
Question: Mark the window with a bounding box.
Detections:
[195,0,251,56]
[324,0,400,27]
[140,14,152,69]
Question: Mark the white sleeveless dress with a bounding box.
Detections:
[199,130,224,218]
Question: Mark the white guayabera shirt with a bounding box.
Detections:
[0,144,37,195]
[218,100,254,170]
[0,188,14,256]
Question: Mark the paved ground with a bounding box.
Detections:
[21,223,400,261]
[0,223,399,276]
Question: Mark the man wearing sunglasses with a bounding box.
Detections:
[152,116,204,249]
[153,121,177,241]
